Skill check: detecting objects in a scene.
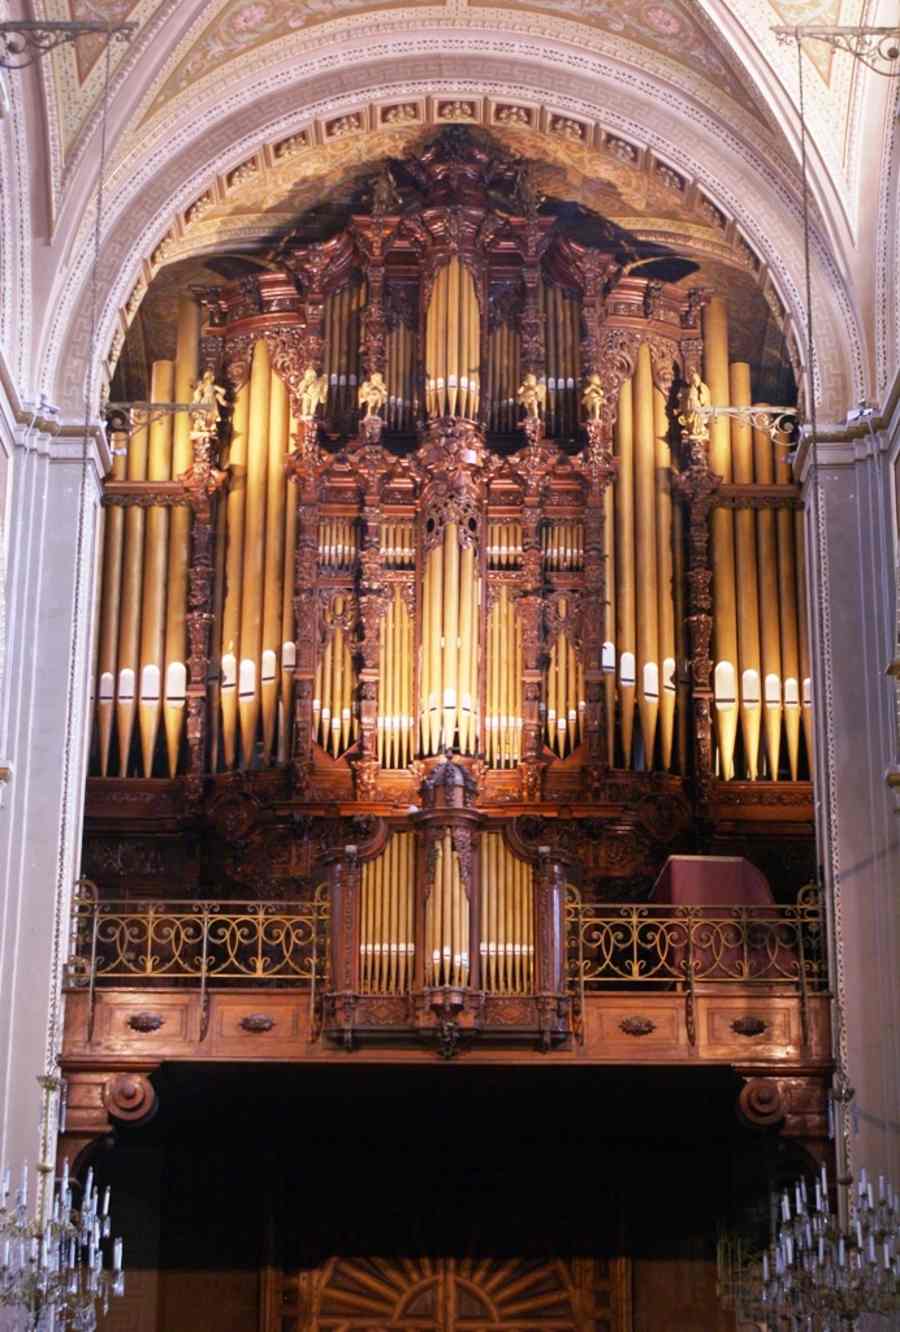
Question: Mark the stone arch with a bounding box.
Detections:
[39,39,863,426]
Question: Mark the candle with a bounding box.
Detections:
[102,1186,110,1217]
[815,1181,822,1212]
[879,1175,886,1201]
[821,1163,828,1195]
[867,1235,876,1263]
[20,1162,27,1206]
[762,1253,769,1282]
[885,1242,893,1270]
[113,1237,123,1272]
[867,1182,874,1211]
[838,1237,846,1266]
[782,1192,791,1223]
[855,1219,863,1249]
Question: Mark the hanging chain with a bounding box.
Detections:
[46,32,115,1107]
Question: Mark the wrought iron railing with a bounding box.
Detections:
[66,882,329,1040]
[565,886,826,1046]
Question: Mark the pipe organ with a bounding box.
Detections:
[91,131,815,1052]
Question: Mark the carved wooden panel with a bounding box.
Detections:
[273,1253,630,1331]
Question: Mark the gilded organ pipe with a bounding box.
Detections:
[703,297,739,780]
[653,386,676,771]
[138,360,175,777]
[485,587,522,767]
[360,832,415,994]
[163,295,199,776]
[261,371,289,763]
[426,830,470,987]
[795,504,814,774]
[603,477,616,765]
[753,419,783,778]
[634,344,659,769]
[219,367,251,769]
[730,362,762,779]
[238,339,272,765]
[96,433,127,776]
[426,258,480,419]
[115,406,149,775]
[480,833,534,994]
[278,433,297,765]
[615,378,636,766]
[775,433,802,780]
[378,589,414,768]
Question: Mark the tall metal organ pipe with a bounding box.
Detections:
[360,832,415,994]
[730,361,763,778]
[138,360,174,777]
[703,297,740,779]
[426,830,470,988]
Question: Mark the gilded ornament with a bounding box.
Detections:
[581,372,605,421]
[678,368,711,441]
[358,371,388,418]
[189,369,227,437]
[296,364,329,417]
[517,372,547,419]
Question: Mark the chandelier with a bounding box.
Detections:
[755,1164,900,1329]
[0,1078,125,1331]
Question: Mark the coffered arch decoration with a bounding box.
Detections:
[41,40,863,424]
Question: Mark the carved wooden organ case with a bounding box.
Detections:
[91,131,814,1052]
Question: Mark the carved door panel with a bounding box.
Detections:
[268,1253,630,1331]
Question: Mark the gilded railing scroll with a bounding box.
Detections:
[66,881,330,1041]
[566,886,825,1045]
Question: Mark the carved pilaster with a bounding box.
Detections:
[574,423,617,793]
[533,851,571,1050]
[672,434,720,810]
[290,495,320,795]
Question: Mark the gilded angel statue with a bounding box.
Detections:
[297,365,329,418]
[678,369,711,441]
[517,372,547,419]
[581,373,605,421]
[358,371,388,418]
[189,369,227,436]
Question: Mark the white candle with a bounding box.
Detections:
[762,1253,769,1282]
[102,1186,110,1217]
[879,1174,886,1201]
[113,1237,123,1272]
[838,1237,846,1266]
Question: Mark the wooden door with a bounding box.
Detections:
[265,1253,631,1331]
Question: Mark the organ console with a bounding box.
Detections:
[89,128,814,1052]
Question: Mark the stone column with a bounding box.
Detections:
[799,416,900,1218]
[0,402,107,1176]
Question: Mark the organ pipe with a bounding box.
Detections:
[360,832,415,993]
[163,296,199,776]
[480,833,534,994]
[261,371,289,763]
[426,830,469,987]
[486,587,523,767]
[603,473,616,765]
[730,362,762,779]
[378,589,414,768]
[96,433,127,776]
[219,366,251,769]
[115,407,148,775]
[316,595,357,757]
[776,433,802,780]
[425,258,479,419]
[238,339,271,765]
[615,378,636,767]
[138,360,174,777]
[753,418,783,778]
[544,608,582,760]
[654,386,677,771]
[419,524,479,756]
[795,505,814,774]
[634,345,659,769]
[278,437,297,765]
[704,297,739,780]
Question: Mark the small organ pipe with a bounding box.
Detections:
[138,359,174,776]
[278,413,299,764]
[480,833,534,994]
[704,296,739,780]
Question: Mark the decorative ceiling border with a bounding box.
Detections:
[37,54,864,426]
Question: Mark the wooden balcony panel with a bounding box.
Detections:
[61,987,831,1068]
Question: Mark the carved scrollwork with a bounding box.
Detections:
[619,1016,656,1037]
[102,1072,158,1124]
[240,1013,276,1033]
[127,1012,165,1034]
